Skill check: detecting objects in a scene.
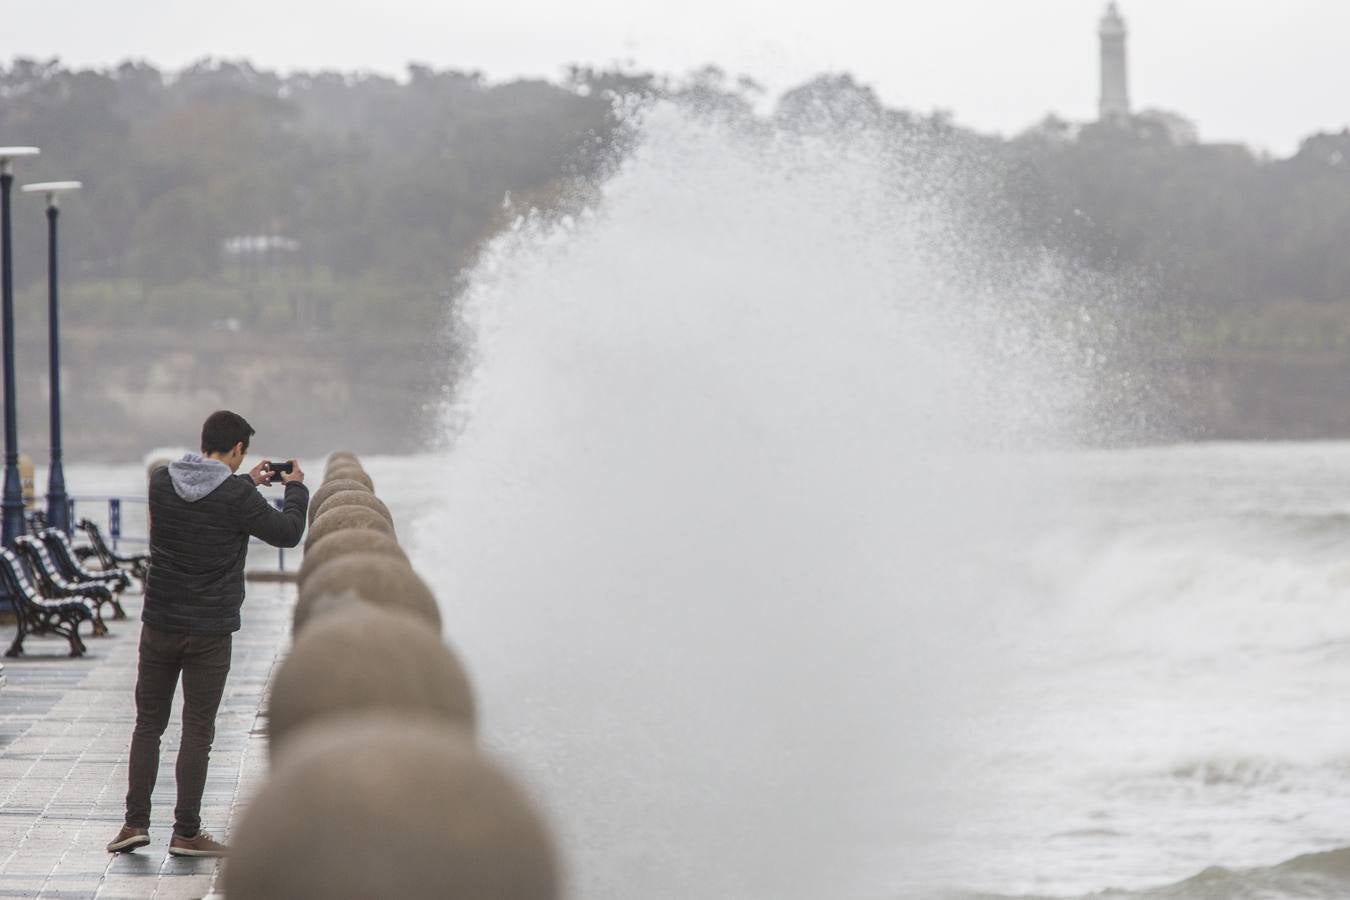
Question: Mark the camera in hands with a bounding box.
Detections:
[263,461,294,485]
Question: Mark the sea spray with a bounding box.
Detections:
[413,101,1129,898]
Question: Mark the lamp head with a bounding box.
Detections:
[22,181,82,207]
[0,147,40,175]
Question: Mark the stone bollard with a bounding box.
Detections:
[324,451,361,474]
[325,466,374,492]
[308,478,373,526]
[298,529,407,588]
[323,461,368,480]
[267,605,475,760]
[293,552,441,634]
[305,505,395,549]
[305,588,381,623]
[311,490,394,528]
[224,717,560,900]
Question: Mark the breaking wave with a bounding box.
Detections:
[958,846,1350,900]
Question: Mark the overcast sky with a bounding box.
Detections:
[6,0,1347,155]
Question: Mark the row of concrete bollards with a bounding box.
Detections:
[222,452,561,899]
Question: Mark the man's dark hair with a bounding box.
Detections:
[201,410,255,456]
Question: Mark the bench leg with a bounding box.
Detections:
[4,633,21,658]
[66,625,86,658]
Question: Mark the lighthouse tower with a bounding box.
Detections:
[1099,2,1130,122]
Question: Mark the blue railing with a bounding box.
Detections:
[65,495,142,549]
[65,494,292,571]
[0,495,293,615]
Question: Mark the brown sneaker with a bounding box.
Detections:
[168,830,228,858]
[106,825,150,853]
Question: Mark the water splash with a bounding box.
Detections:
[415,101,1131,898]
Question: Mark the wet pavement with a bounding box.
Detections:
[0,583,290,899]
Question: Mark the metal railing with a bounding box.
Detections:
[65,494,293,572]
[65,495,144,549]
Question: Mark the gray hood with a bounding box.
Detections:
[168,452,234,502]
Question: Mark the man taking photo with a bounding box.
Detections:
[107,410,307,857]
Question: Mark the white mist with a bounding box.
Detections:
[414,103,1098,899]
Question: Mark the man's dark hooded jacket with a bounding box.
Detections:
[143,454,308,634]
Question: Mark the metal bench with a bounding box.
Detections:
[40,528,133,599]
[77,518,149,582]
[14,535,120,634]
[1,548,91,658]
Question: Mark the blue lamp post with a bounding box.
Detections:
[22,181,81,534]
[0,147,40,547]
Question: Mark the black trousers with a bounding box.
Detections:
[124,624,232,837]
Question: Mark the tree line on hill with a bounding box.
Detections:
[1,56,1347,349]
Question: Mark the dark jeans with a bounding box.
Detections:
[124,624,232,837]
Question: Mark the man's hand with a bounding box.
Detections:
[281,459,305,486]
[247,460,271,486]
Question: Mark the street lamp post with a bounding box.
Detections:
[22,182,81,534]
[0,147,40,547]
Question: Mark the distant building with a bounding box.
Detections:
[221,234,300,261]
[1099,3,1130,122]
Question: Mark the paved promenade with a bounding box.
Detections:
[0,583,291,899]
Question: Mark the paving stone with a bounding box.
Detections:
[0,877,48,898]
[0,583,294,899]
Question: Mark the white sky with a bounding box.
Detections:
[6,0,1348,156]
